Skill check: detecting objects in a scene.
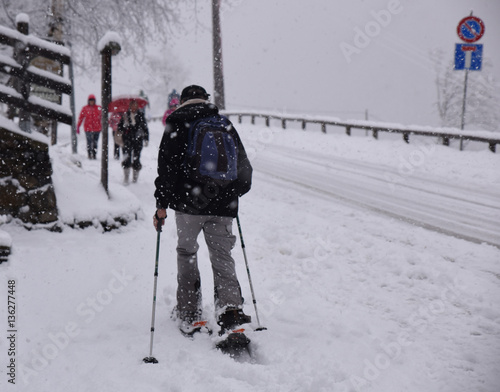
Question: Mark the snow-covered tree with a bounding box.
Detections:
[0,0,183,70]
[140,45,189,113]
[432,48,500,132]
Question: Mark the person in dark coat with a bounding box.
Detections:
[118,99,149,184]
[153,85,253,336]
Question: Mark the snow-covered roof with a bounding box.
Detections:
[0,53,18,68]
[28,94,72,116]
[0,113,22,133]
[0,114,49,144]
[0,83,71,127]
[97,31,122,52]
[27,65,71,86]
[0,25,70,57]
[0,83,22,100]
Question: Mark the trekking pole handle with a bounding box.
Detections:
[154,210,165,233]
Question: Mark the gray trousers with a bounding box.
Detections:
[175,212,243,318]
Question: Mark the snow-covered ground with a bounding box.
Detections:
[1,119,500,392]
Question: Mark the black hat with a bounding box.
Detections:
[180,85,210,102]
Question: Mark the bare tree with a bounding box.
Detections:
[432,48,500,131]
[0,0,183,71]
[140,45,189,112]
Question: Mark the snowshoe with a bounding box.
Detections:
[216,328,252,358]
[179,320,212,337]
[217,308,252,335]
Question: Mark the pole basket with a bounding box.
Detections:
[143,356,158,364]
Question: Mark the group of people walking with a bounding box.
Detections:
[77,94,150,184]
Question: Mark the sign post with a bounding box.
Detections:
[454,13,485,150]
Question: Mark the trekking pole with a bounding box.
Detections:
[236,215,266,331]
[143,214,164,364]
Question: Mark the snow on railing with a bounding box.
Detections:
[222,110,500,153]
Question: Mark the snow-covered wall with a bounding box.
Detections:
[0,126,58,226]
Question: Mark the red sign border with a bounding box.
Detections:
[457,16,485,43]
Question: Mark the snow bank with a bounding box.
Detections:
[0,121,498,392]
[50,145,143,226]
[0,110,49,144]
[0,229,12,247]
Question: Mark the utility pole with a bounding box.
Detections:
[212,0,225,109]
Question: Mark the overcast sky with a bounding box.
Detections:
[89,0,500,129]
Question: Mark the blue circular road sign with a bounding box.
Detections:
[457,16,485,43]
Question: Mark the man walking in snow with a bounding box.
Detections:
[77,94,102,159]
[153,85,253,336]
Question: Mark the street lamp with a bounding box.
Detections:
[98,32,121,196]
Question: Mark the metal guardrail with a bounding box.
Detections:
[222,111,500,153]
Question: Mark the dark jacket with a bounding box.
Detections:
[118,110,149,144]
[154,101,252,217]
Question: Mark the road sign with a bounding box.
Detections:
[454,43,483,70]
[30,56,63,104]
[457,16,485,43]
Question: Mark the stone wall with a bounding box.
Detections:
[0,127,58,225]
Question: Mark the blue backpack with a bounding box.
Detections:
[184,115,238,184]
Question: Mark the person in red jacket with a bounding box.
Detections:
[77,94,102,159]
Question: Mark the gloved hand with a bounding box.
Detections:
[153,209,166,232]
[144,140,149,147]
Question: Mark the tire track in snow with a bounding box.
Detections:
[252,144,500,248]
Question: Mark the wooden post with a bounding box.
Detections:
[100,39,121,196]
[282,119,286,129]
[403,133,410,143]
[302,120,306,130]
[49,0,64,145]
[321,123,326,133]
[346,126,351,136]
[15,16,31,133]
[69,51,77,153]
[265,116,270,127]
[101,51,111,195]
[373,129,378,139]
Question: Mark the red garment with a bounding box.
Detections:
[162,97,180,126]
[77,104,102,133]
[109,112,123,132]
[162,108,177,126]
